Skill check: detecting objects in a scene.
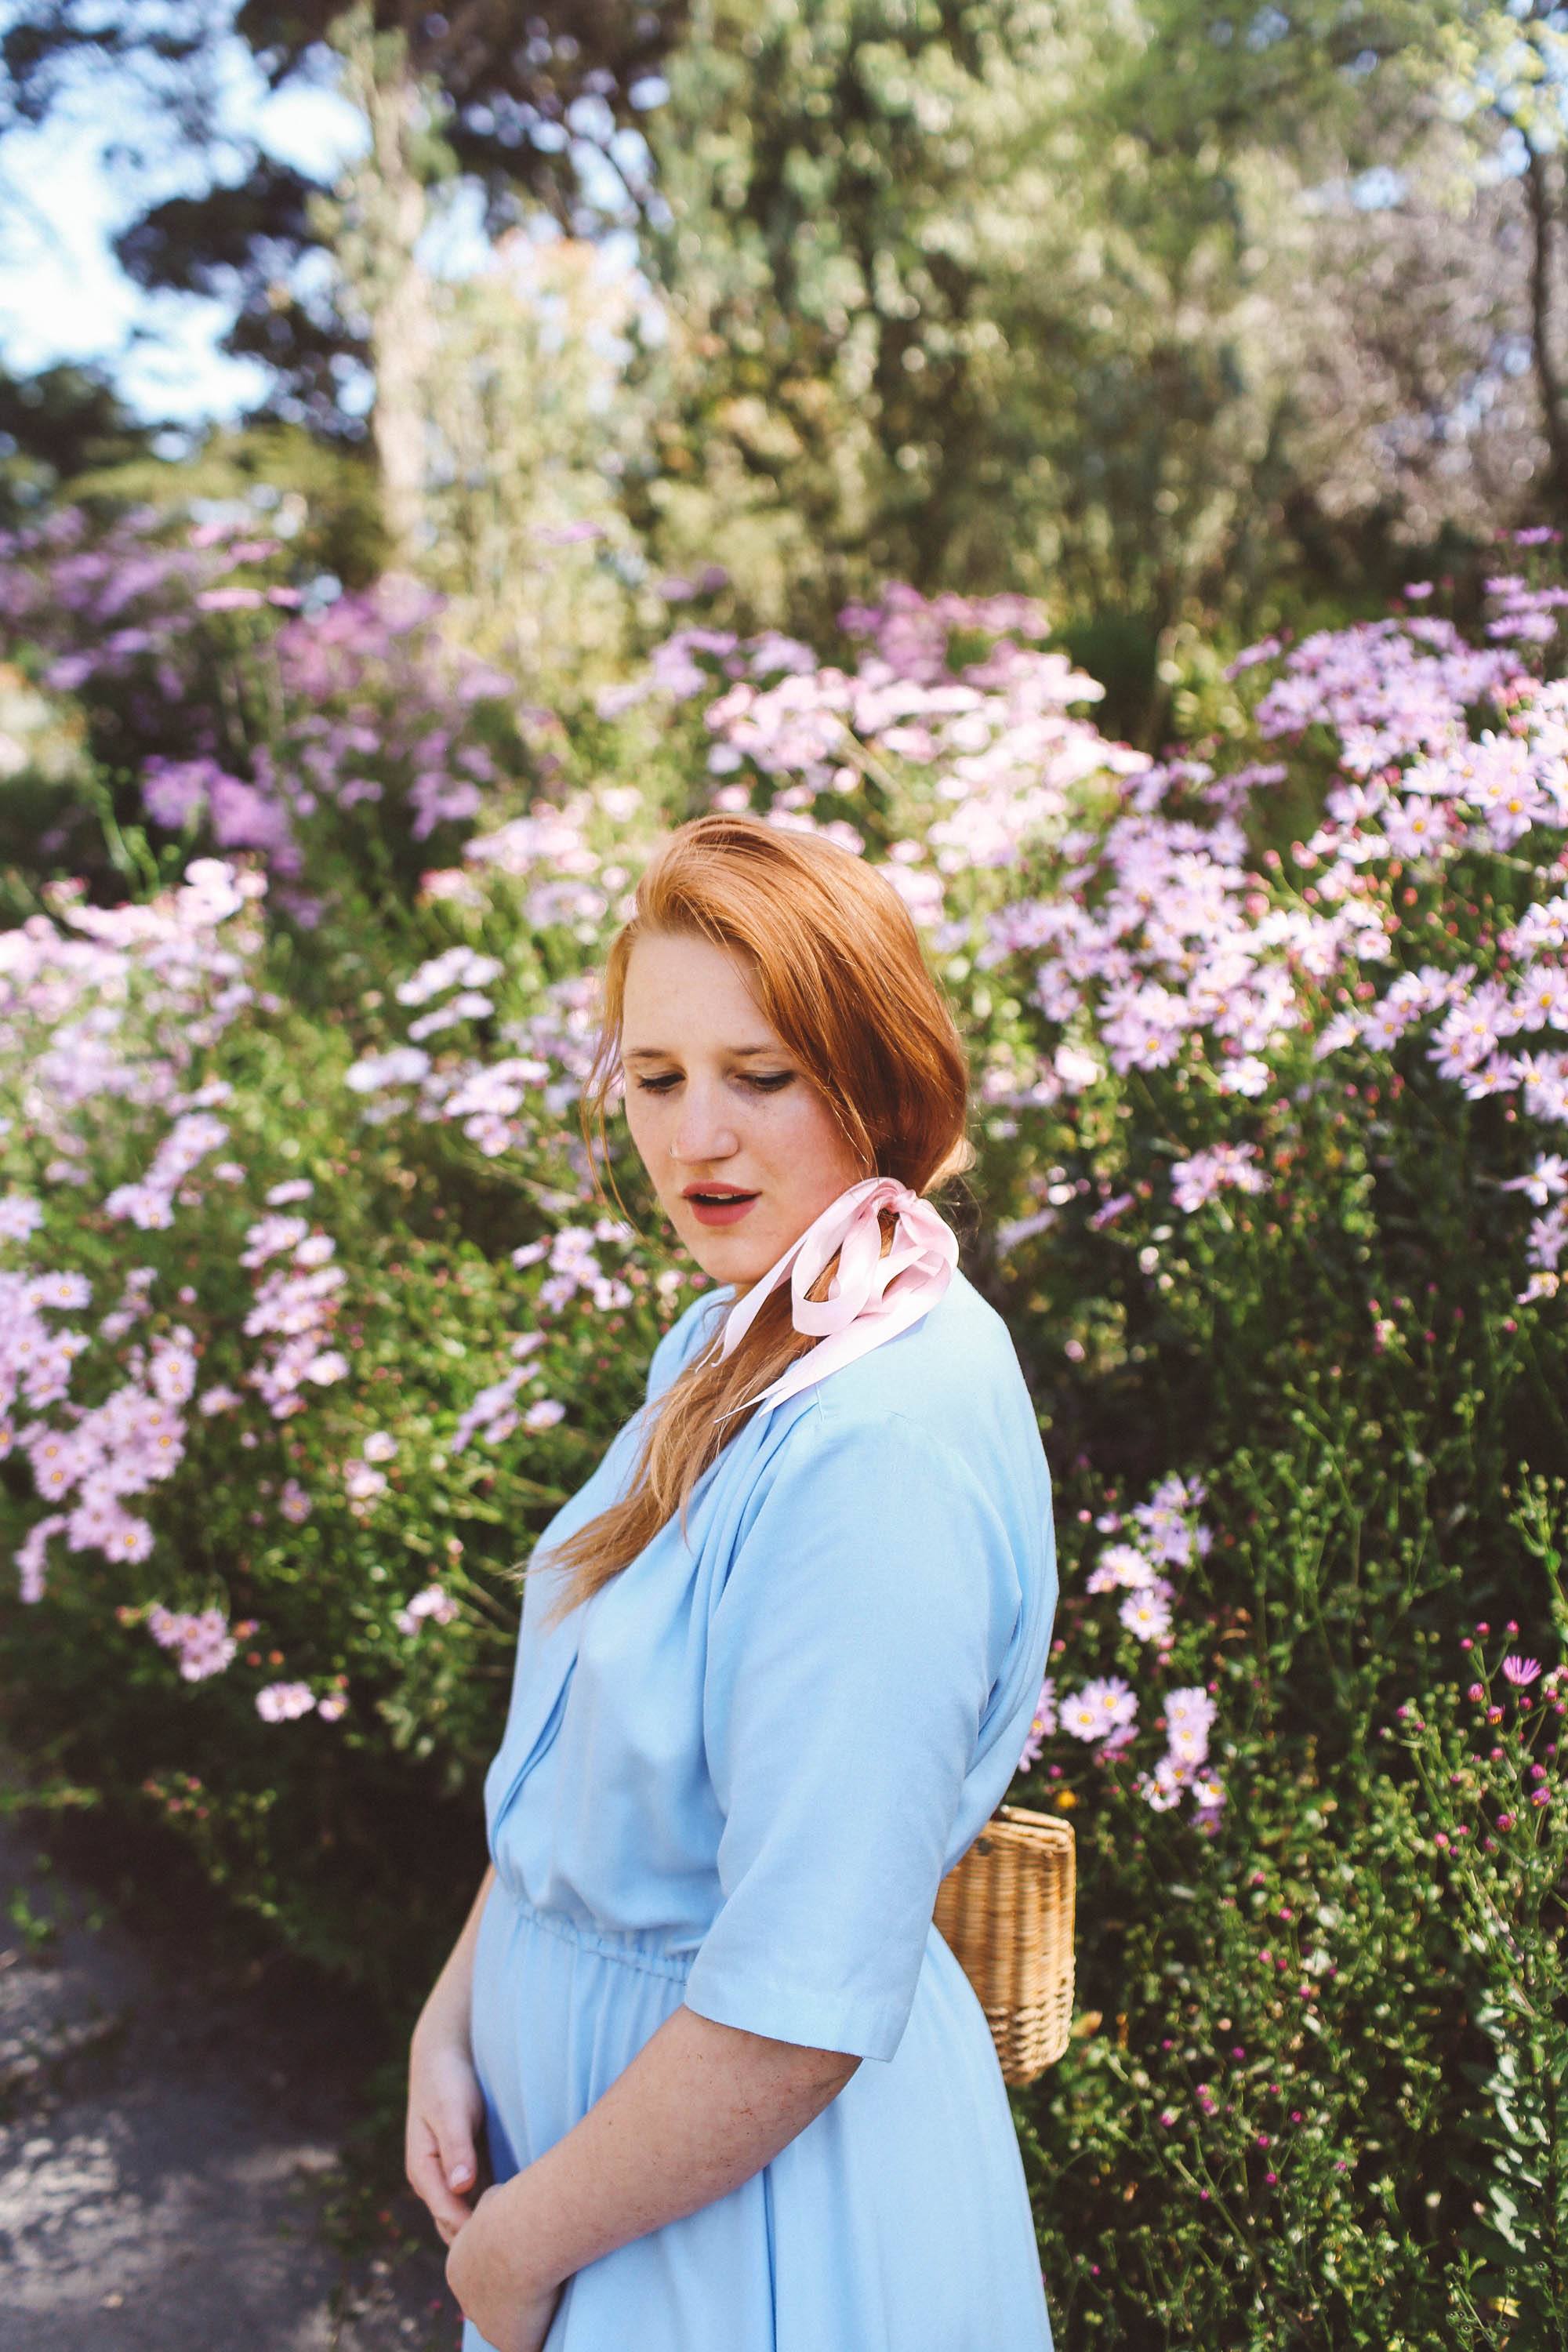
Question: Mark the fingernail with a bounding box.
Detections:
[449,2164,471,2187]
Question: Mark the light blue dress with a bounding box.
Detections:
[463,1262,1059,2352]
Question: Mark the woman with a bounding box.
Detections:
[405,811,1059,2352]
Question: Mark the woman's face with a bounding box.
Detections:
[619,927,868,1294]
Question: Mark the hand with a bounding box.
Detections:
[446,2180,566,2352]
[405,2023,488,2249]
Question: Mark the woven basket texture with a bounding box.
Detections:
[931,1802,1076,2086]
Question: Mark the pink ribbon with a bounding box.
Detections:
[710,1174,959,1425]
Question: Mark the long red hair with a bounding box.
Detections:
[526,811,975,1626]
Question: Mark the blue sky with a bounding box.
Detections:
[0,21,627,427]
[0,29,369,421]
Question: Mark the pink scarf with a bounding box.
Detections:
[710,1174,960,1425]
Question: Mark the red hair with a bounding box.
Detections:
[526,811,974,1625]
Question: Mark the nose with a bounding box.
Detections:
[670,1080,739,1165]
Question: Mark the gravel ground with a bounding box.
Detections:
[0,1780,460,2352]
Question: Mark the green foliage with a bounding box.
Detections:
[1018,1456,1567,2350]
[627,0,1501,680]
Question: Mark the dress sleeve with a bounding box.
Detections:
[682,1404,1017,2063]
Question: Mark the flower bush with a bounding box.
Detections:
[2,506,1567,2343]
[0,503,549,942]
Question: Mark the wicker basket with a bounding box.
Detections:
[932,1802,1076,2085]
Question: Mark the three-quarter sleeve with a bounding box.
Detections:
[682,1403,1019,2063]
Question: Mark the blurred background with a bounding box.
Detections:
[0,0,1558,714]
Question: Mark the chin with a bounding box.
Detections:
[696,1242,764,1287]
[674,1213,774,1286]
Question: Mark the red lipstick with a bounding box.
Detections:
[682,1183,760,1227]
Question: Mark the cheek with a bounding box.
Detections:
[622,1094,660,1160]
[768,1091,849,1166]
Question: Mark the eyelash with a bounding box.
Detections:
[633,1073,793,1094]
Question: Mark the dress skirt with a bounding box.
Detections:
[463,1866,1055,2352]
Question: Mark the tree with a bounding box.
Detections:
[419,228,652,684]
[628,0,1054,627]
[0,361,161,526]
[0,0,684,565]
[1413,0,1568,522]
[626,0,1515,713]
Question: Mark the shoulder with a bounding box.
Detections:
[746,1271,1048,1516]
[725,1267,1053,1600]
[720,1392,1040,1680]
[816,1266,1047,1483]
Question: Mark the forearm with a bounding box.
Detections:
[413,1860,496,2053]
[495,2001,859,2288]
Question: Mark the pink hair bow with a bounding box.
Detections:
[711,1174,959,1425]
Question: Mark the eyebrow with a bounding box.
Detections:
[622,1045,782,1064]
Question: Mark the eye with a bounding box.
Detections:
[631,1072,794,1094]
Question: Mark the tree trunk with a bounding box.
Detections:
[1523,140,1568,524]
[324,2,437,574]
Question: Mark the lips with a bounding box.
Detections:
[684,1186,761,1224]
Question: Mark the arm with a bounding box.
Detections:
[452,2002,859,2307]
[412,1859,496,2059]
[495,2003,857,2285]
[407,1862,496,2247]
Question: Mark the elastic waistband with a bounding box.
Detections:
[493,1875,697,1987]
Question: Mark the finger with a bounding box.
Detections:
[416,2087,481,2196]
[434,2112,482,2201]
[422,2174,473,2241]
[441,2139,477,2195]
[407,2125,475,2238]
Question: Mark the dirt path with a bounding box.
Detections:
[0,1785,459,2351]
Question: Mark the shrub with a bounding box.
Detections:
[3,522,1568,2344]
